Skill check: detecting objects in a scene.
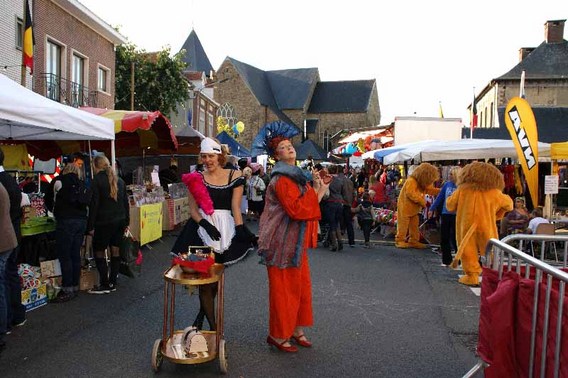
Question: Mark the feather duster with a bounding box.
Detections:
[251,120,300,156]
[182,172,214,215]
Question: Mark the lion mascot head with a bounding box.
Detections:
[457,161,504,191]
[410,163,439,189]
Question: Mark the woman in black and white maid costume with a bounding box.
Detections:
[172,137,255,330]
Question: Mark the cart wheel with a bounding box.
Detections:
[151,339,163,373]
[218,339,228,374]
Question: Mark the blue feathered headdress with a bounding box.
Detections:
[251,120,300,156]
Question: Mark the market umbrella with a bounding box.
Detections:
[81,107,178,156]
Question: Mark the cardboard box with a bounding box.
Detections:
[129,206,141,241]
[80,268,99,291]
[173,197,189,225]
[162,199,175,231]
[40,259,62,278]
[21,283,48,312]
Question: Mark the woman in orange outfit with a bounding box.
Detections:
[257,137,329,353]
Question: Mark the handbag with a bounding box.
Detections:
[119,228,143,278]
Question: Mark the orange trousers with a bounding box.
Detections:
[267,249,313,339]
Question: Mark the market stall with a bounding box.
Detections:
[0,73,115,303]
[80,107,191,245]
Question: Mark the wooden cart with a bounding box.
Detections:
[151,264,227,374]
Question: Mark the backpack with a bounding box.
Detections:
[71,182,92,205]
[60,176,91,206]
[357,203,374,223]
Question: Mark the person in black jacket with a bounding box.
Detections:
[53,163,91,302]
[0,149,26,330]
[87,155,129,294]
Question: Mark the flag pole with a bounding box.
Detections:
[470,86,476,139]
[20,0,28,86]
[520,70,526,99]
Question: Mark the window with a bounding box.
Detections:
[199,99,207,135]
[71,54,85,106]
[16,17,23,49]
[46,41,62,101]
[216,103,237,128]
[208,111,214,137]
[98,67,108,92]
[72,54,84,86]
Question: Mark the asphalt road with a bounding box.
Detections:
[0,224,481,378]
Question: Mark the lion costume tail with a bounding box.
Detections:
[450,223,477,269]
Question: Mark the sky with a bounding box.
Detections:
[79,0,566,127]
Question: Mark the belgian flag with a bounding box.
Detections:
[23,0,34,74]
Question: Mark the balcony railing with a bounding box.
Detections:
[38,73,98,108]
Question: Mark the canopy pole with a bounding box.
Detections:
[111,140,116,172]
[88,140,93,180]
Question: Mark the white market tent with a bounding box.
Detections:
[0,74,115,161]
[364,140,439,161]
[380,139,551,165]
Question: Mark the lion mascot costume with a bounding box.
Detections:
[395,163,440,249]
[446,162,513,286]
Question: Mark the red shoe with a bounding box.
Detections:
[291,334,312,348]
[266,336,298,353]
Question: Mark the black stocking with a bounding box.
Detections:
[194,283,218,331]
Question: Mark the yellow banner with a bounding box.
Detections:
[504,97,539,206]
[140,203,163,245]
[0,144,30,170]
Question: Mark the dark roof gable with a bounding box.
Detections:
[266,68,319,110]
[227,57,298,128]
[308,80,375,113]
[497,41,568,80]
[179,29,214,75]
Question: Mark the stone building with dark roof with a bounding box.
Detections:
[214,57,380,149]
[172,29,380,150]
[468,19,568,141]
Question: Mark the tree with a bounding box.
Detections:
[115,43,189,115]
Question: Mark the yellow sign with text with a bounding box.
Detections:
[140,203,163,245]
[504,97,539,206]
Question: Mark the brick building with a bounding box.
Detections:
[31,0,126,109]
[468,19,568,142]
[0,0,33,89]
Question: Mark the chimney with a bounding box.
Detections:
[544,19,566,44]
[518,47,535,61]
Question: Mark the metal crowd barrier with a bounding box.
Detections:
[463,234,568,378]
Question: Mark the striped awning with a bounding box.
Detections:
[81,107,178,153]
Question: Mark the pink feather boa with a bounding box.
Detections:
[182,172,215,215]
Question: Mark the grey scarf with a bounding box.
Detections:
[271,161,307,187]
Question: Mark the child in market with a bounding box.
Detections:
[353,192,375,248]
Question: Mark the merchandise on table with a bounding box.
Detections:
[167,182,189,199]
[20,216,56,236]
[128,184,166,207]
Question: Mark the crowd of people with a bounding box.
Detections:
[0,132,555,357]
